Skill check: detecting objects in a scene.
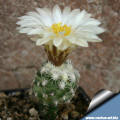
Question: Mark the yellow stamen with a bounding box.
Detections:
[51,23,71,36]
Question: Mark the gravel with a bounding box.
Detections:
[0,87,90,120]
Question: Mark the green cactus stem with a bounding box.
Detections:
[33,60,80,120]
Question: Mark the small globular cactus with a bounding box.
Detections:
[33,60,80,119]
[16,3,105,120]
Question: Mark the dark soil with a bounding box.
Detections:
[0,87,90,120]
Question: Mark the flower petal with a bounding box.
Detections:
[75,40,88,47]
[58,39,71,50]
[27,28,44,35]
[72,10,92,28]
[76,31,103,41]
[87,38,102,42]
[17,27,32,33]
[69,37,88,47]
[62,6,71,24]
[53,38,63,47]
[76,26,105,34]
[63,9,80,25]
[63,6,71,16]
[36,8,53,26]
[36,38,50,45]
[53,5,62,23]
[84,18,101,26]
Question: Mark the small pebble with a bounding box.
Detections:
[0,87,90,120]
[29,117,39,120]
[61,112,68,120]
[71,111,80,118]
[0,92,7,98]
[14,92,21,96]
[68,104,75,110]
[7,117,12,120]
[0,100,3,106]
[28,89,33,95]
[29,108,38,117]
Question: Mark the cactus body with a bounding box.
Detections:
[33,60,80,119]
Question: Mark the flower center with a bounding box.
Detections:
[51,23,71,36]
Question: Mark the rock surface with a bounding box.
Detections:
[0,0,120,98]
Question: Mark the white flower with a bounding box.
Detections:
[59,81,65,89]
[17,5,105,51]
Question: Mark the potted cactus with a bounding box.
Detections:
[0,5,104,120]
